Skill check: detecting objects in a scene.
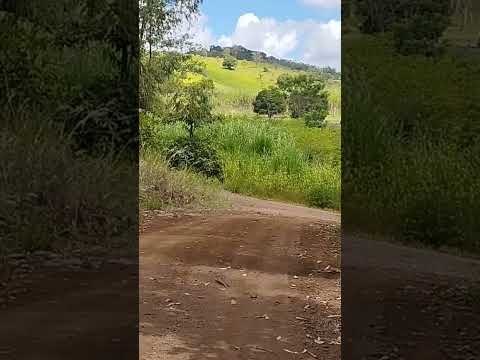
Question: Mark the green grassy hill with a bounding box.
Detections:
[194,55,341,121]
[197,56,287,95]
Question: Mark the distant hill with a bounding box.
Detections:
[193,55,341,121]
[189,45,340,80]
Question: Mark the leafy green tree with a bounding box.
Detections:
[140,0,203,59]
[170,78,215,137]
[252,87,286,118]
[139,0,204,113]
[276,73,329,121]
[222,55,237,70]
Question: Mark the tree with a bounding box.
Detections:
[253,87,286,118]
[139,0,205,110]
[277,74,329,118]
[222,55,237,70]
[170,78,215,137]
[304,106,329,128]
[139,0,203,59]
[276,73,329,126]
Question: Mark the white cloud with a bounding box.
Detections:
[217,13,299,58]
[300,0,340,8]
[176,13,215,49]
[188,14,216,48]
[237,13,260,28]
[302,19,341,69]
[218,35,233,47]
[184,12,341,70]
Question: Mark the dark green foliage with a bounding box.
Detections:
[208,45,224,57]
[253,88,287,118]
[343,35,480,253]
[304,109,328,128]
[139,111,158,150]
[1,2,139,156]
[0,0,142,254]
[140,52,190,111]
[166,137,224,180]
[307,186,338,209]
[392,1,450,56]
[353,0,451,56]
[222,55,237,70]
[354,0,449,33]
[277,73,329,125]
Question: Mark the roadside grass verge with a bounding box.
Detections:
[148,115,340,209]
[209,116,340,208]
[139,152,225,210]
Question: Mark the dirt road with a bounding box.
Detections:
[140,195,341,360]
[343,233,480,359]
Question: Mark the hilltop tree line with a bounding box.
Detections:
[190,45,340,80]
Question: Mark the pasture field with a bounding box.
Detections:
[196,55,341,120]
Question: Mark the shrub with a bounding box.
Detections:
[156,117,341,210]
[166,137,224,180]
[304,109,328,128]
[252,87,286,118]
[222,55,237,70]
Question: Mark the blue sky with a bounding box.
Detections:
[185,0,341,69]
[201,0,340,36]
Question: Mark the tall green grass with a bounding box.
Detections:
[148,114,340,209]
[343,34,480,252]
[0,108,137,254]
[139,152,224,210]
[209,117,340,208]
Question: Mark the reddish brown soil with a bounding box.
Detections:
[342,233,480,359]
[0,264,138,360]
[140,196,341,360]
